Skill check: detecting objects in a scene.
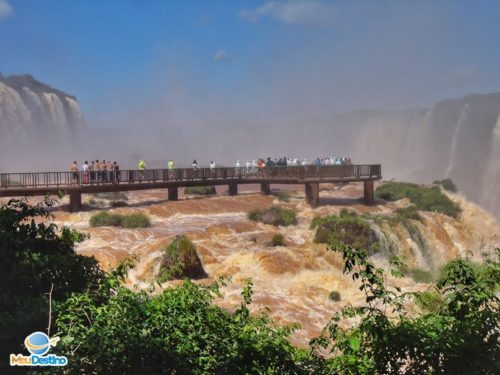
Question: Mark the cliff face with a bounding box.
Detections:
[0,74,83,143]
[343,93,500,220]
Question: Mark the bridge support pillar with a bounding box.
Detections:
[305,183,319,208]
[69,190,82,213]
[364,180,374,205]
[261,182,270,195]
[168,187,178,201]
[228,183,238,196]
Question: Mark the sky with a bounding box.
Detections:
[1,0,500,127]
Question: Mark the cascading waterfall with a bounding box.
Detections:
[445,103,468,177]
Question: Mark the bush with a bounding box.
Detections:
[89,212,124,227]
[433,178,458,192]
[110,200,128,208]
[184,186,216,195]
[248,206,297,226]
[89,211,150,228]
[328,291,341,301]
[375,182,461,218]
[87,198,106,208]
[415,290,443,313]
[268,234,285,247]
[158,236,206,282]
[121,213,151,228]
[272,191,291,202]
[391,205,423,224]
[311,209,378,252]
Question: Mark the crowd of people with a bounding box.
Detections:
[70,160,121,185]
[69,156,352,184]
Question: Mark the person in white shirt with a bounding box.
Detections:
[235,160,241,176]
[81,161,89,184]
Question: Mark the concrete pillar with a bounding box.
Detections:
[168,187,178,201]
[228,183,238,196]
[261,182,271,195]
[364,180,374,205]
[305,182,319,208]
[69,190,82,212]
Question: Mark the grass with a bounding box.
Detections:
[310,209,378,253]
[389,205,423,225]
[432,178,458,192]
[375,182,461,219]
[89,211,151,228]
[328,291,341,301]
[158,235,206,282]
[184,186,216,195]
[248,206,297,226]
[267,234,285,247]
[272,191,291,202]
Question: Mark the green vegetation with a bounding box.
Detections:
[415,289,443,313]
[272,190,291,202]
[390,205,423,225]
[0,198,103,369]
[433,178,458,192]
[376,181,461,218]
[87,197,106,208]
[110,200,129,208]
[328,291,341,301]
[248,206,297,226]
[158,236,206,282]
[184,186,217,195]
[2,198,499,373]
[310,209,378,253]
[268,233,285,247]
[89,211,151,228]
[408,267,433,283]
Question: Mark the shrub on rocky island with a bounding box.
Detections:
[375,181,461,218]
[89,211,151,228]
[248,206,297,226]
[158,235,206,282]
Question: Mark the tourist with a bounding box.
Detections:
[113,161,120,183]
[89,161,96,183]
[82,161,89,184]
[70,161,79,184]
[138,159,146,181]
[168,159,175,179]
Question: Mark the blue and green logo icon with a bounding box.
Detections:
[10,331,68,367]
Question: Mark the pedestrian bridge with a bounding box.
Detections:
[0,164,382,212]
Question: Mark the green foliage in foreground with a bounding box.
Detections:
[433,178,458,192]
[311,209,379,253]
[2,198,499,374]
[158,235,206,282]
[55,276,309,374]
[376,181,461,218]
[272,190,291,202]
[248,206,297,226]
[89,211,151,228]
[184,185,217,195]
[0,198,103,369]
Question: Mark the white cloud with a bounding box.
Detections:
[0,0,12,21]
[212,49,231,62]
[240,0,334,25]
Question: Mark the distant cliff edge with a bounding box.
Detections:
[0,73,83,143]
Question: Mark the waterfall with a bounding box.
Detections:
[445,103,468,177]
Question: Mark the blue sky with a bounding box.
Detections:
[1,0,500,125]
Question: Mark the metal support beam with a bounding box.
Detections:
[168,187,178,201]
[228,183,238,196]
[305,182,319,208]
[363,180,374,205]
[261,182,271,195]
[69,190,82,212]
